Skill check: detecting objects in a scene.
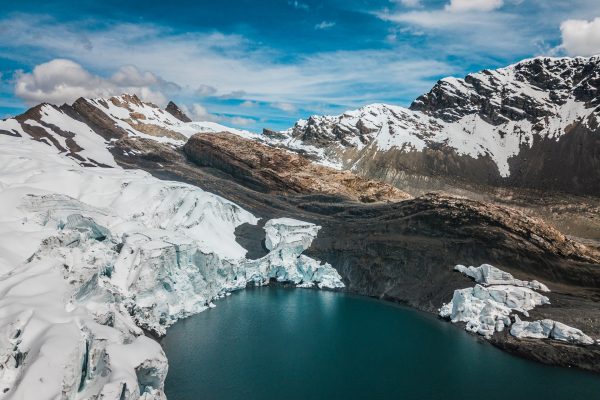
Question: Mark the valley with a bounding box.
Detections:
[0,55,599,399]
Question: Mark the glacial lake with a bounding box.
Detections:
[162,287,600,400]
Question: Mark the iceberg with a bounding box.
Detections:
[245,218,344,289]
[439,284,549,337]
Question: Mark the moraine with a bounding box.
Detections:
[162,287,600,400]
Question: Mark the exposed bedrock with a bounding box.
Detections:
[342,123,600,197]
[506,120,600,195]
[164,101,192,123]
[112,132,600,372]
[347,145,504,190]
[282,57,600,197]
[183,132,410,202]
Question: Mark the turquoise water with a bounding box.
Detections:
[162,287,600,400]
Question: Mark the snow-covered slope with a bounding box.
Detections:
[81,94,255,143]
[281,56,600,194]
[0,104,343,399]
[0,94,258,169]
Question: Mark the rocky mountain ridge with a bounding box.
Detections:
[0,94,256,165]
[279,56,600,196]
[184,132,410,202]
[1,62,600,395]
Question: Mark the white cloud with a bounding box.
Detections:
[288,1,309,11]
[228,116,255,126]
[445,0,503,12]
[185,103,255,126]
[188,103,215,121]
[0,15,455,111]
[14,59,170,106]
[272,102,297,112]
[195,84,217,97]
[110,65,159,87]
[397,0,422,7]
[560,17,600,56]
[376,6,534,60]
[315,21,336,30]
[219,90,247,99]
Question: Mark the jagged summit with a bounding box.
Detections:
[1,55,599,195]
[280,55,600,195]
[0,93,252,167]
[410,55,600,124]
[165,100,192,122]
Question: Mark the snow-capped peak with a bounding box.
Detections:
[0,93,256,169]
[281,55,600,181]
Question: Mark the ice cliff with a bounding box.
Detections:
[440,264,595,345]
[0,133,344,399]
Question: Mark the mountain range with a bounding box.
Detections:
[1,55,600,399]
[273,56,600,196]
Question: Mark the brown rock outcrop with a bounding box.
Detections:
[183,132,410,203]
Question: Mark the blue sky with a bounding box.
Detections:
[1,0,600,130]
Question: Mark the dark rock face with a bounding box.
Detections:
[6,104,112,167]
[287,111,382,148]
[69,97,129,141]
[3,95,191,166]
[411,57,600,124]
[351,145,505,189]
[507,119,600,195]
[282,56,600,197]
[165,101,192,122]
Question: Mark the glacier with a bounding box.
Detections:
[440,264,595,345]
[0,132,344,399]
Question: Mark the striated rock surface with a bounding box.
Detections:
[183,132,410,203]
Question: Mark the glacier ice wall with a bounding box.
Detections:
[0,134,344,399]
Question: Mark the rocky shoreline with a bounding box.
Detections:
[111,131,600,374]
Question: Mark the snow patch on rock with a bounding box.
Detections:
[281,56,600,177]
